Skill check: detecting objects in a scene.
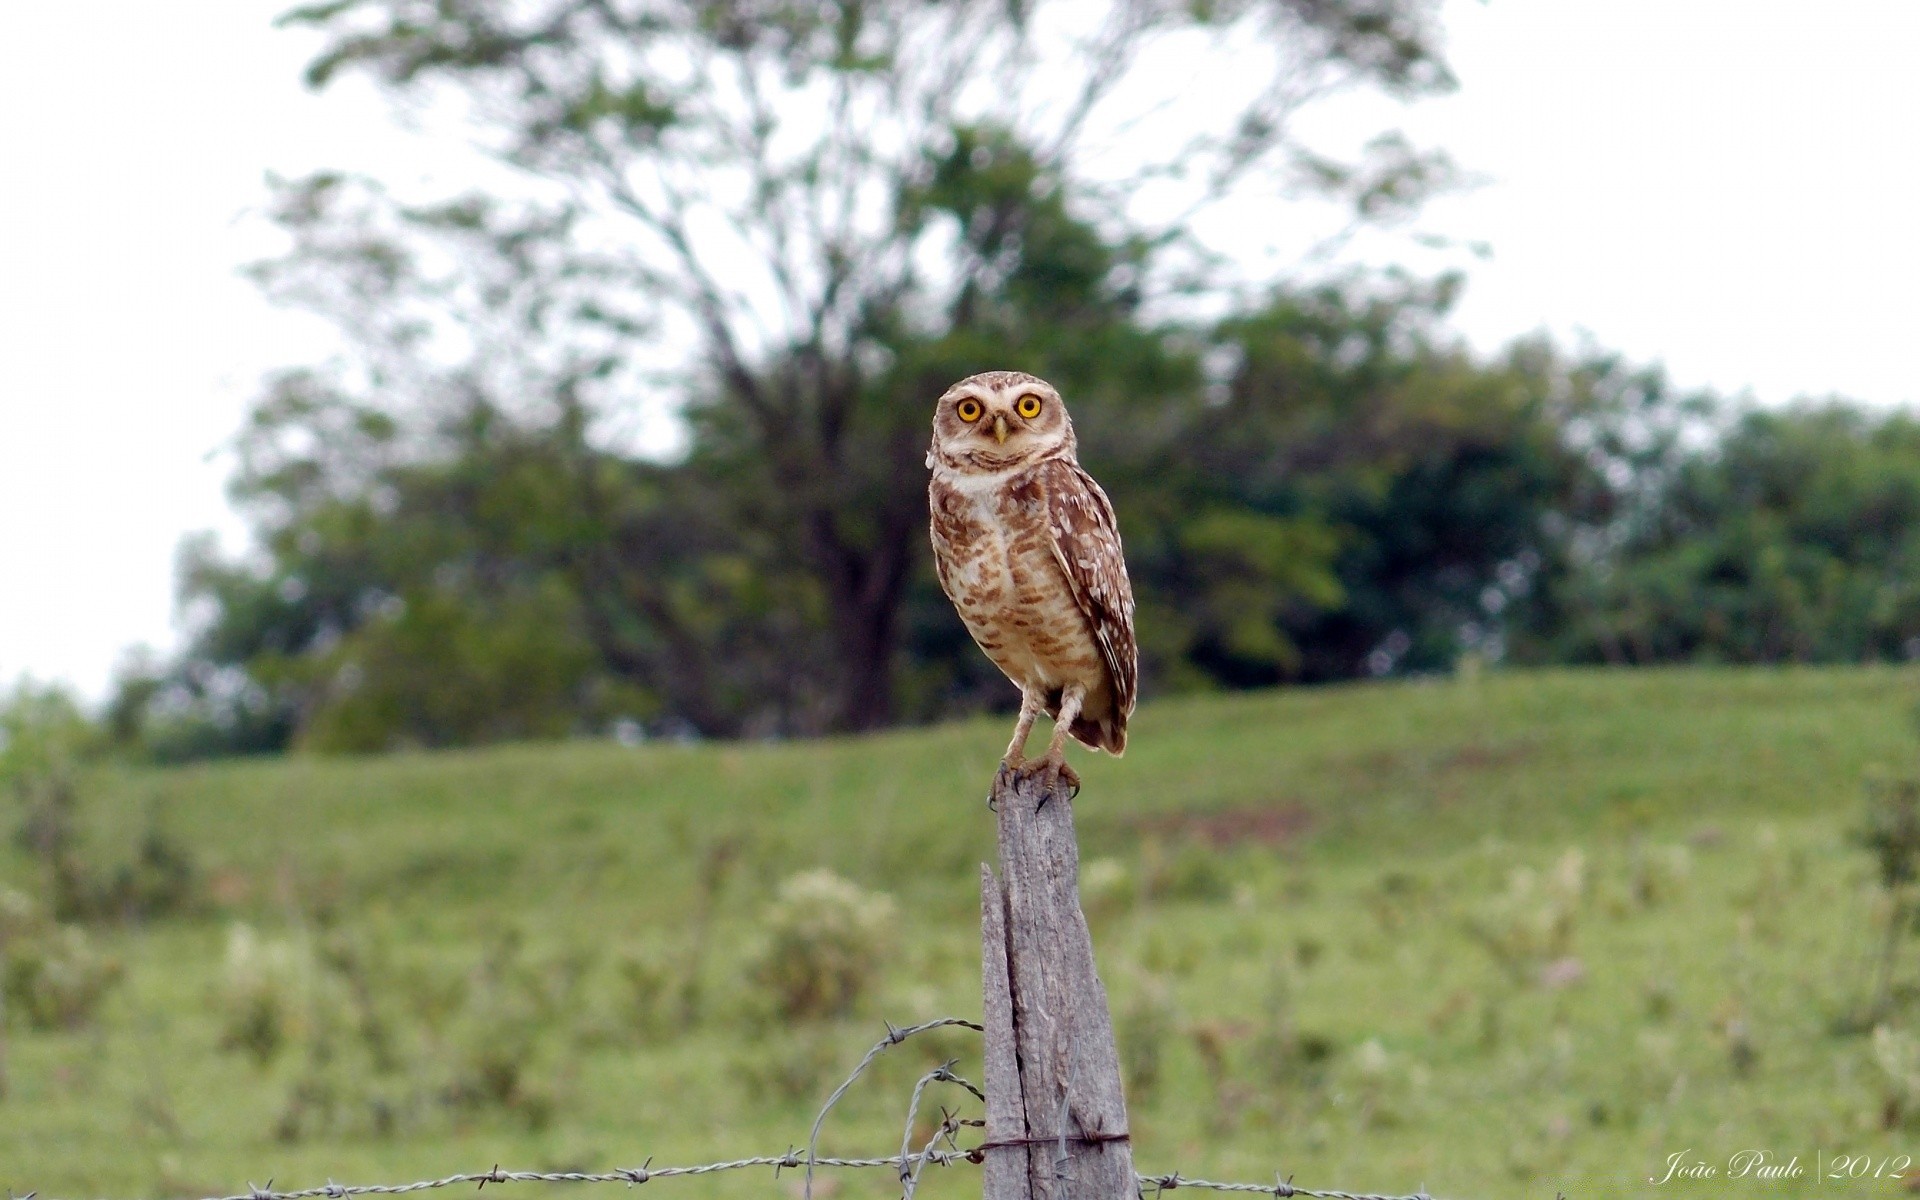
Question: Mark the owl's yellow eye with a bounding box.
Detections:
[1016,393,1043,419]
[956,398,983,422]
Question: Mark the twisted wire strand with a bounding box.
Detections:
[56,1161,1439,1200]
[1141,1177,1436,1200]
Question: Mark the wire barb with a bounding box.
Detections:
[802,1016,983,1200]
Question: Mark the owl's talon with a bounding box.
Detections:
[1029,755,1079,809]
[991,757,1024,809]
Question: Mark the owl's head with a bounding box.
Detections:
[927,370,1075,473]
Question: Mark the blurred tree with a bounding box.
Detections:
[1156,277,1695,685]
[145,0,1462,750]
[1560,403,1920,665]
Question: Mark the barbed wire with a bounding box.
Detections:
[20,1016,1445,1200]
[19,1159,1438,1200]
[803,1016,983,1200]
[1140,1178,1435,1200]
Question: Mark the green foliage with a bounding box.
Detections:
[1139,837,1235,904]
[1117,968,1177,1102]
[7,667,1919,1199]
[1844,723,1920,1029]
[293,581,607,753]
[96,0,1920,762]
[1559,403,1920,666]
[1461,850,1588,985]
[4,682,99,913]
[4,681,202,920]
[609,947,678,1039]
[1079,856,1135,926]
[209,918,589,1142]
[0,888,123,1032]
[1871,1024,1920,1127]
[1136,276,1629,687]
[1859,769,1920,892]
[217,924,308,1067]
[745,870,896,1021]
[0,680,97,775]
[145,255,1686,752]
[118,0,1472,755]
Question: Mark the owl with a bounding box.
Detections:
[926,370,1137,793]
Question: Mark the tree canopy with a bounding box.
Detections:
[100,1,1920,759]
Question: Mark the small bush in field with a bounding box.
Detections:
[1462,850,1588,984]
[439,933,572,1131]
[747,870,895,1020]
[9,927,124,1030]
[259,922,577,1141]
[1140,838,1232,904]
[0,887,124,1031]
[730,1025,846,1101]
[443,1010,557,1130]
[1117,970,1176,1102]
[5,683,202,924]
[1872,1024,1920,1127]
[613,947,683,1038]
[104,824,203,919]
[1080,857,1134,925]
[217,923,310,1067]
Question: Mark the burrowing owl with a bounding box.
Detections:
[926,370,1137,792]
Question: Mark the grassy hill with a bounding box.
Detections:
[7,666,1920,1199]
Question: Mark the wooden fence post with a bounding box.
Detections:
[981,769,1135,1199]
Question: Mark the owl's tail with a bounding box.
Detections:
[1070,712,1127,757]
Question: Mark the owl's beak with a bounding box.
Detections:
[993,414,1009,444]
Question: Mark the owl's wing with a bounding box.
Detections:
[927,475,963,599]
[1036,457,1138,720]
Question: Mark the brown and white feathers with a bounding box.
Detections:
[926,370,1137,756]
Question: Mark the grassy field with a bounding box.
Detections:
[9,665,1920,1200]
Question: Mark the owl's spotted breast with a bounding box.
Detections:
[928,459,1133,754]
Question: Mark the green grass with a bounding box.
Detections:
[8,665,1920,1199]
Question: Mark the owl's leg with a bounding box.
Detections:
[1030,684,1085,801]
[994,689,1044,803]
[999,689,1044,777]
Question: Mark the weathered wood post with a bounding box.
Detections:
[981,770,1134,1200]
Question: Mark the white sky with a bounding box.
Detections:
[2,0,1917,702]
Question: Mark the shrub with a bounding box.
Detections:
[439,933,574,1130]
[1250,968,1336,1094]
[747,870,896,1021]
[1117,970,1176,1102]
[1140,838,1233,904]
[612,946,686,1039]
[1,891,124,1031]
[104,824,202,919]
[730,1026,847,1101]
[1872,1024,1920,1126]
[258,922,580,1141]
[217,924,310,1067]
[1080,857,1134,926]
[1463,850,1588,983]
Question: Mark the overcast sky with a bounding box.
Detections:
[3,0,1917,702]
